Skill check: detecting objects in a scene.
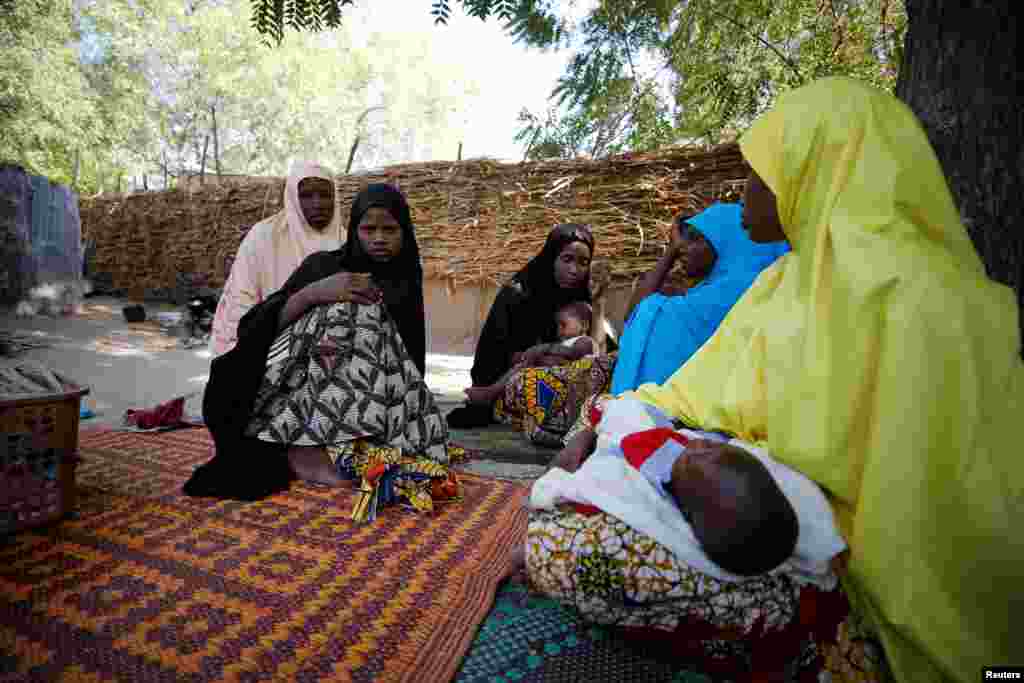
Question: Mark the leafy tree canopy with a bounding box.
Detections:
[2,0,480,194]
[250,0,905,156]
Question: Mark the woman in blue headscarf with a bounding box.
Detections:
[610,203,789,395]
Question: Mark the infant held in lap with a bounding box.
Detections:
[554,406,805,578]
[655,434,799,576]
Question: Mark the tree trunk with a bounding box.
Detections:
[142,174,148,191]
[457,141,463,161]
[345,135,360,174]
[210,104,221,176]
[199,134,210,185]
[896,0,1022,356]
[72,149,80,190]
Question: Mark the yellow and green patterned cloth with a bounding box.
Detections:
[494,353,617,446]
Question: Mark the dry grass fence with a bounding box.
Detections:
[80,143,749,300]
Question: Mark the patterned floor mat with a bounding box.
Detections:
[457,576,712,683]
[1,429,527,682]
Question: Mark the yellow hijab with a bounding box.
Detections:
[629,77,1023,683]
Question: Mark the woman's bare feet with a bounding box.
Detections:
[287,447,345,486]
[464,385,501,405]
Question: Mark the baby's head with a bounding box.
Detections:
[556,301,592,340]
[669,440,798,576]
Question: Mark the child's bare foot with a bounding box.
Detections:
[464,385,500,404]
[502,546,526,582]
[287,447,344,486]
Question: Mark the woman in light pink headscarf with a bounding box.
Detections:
[210,161,343,357]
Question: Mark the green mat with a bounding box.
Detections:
[456,578,713,683]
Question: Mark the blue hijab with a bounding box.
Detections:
[610,203,789,395]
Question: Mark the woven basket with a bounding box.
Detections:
[0,385,89,534]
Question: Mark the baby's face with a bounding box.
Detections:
[556,312,587,340]
[672,439,735,480]
[670,440,750,533]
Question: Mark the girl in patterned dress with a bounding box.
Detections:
[186,184,461,521]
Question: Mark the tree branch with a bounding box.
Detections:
[610,8,644,103]
[345,105,386,173]
[702,4,804,83]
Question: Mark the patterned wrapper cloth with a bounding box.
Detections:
[246,301,459,523]
[329,443,460,523]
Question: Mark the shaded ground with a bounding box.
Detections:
[0,297,552,481]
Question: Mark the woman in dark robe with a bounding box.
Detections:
[446,223,596,429]
[185,183,459,522]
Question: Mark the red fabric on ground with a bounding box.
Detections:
[124,396,185,429]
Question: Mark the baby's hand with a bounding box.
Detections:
[551,429,596,473]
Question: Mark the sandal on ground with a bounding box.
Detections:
[530,429,565,449]
[446,403,495,429]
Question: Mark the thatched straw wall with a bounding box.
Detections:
[81,144,749,299]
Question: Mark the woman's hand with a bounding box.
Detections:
[659,281,688,297]
[668,221,687,259]
[519,345,547,367]
[307,272,383,306]
[519,351,540,367]
[590,261,612,299]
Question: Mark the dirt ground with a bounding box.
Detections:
[0,297,551,481]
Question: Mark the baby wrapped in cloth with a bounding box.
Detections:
[530,396,846,587]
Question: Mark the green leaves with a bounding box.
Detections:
[480,0,909,151]
[663,0,905,140]
[3,0,484,193]
[464,0,515,21]
[431,0,452,25]
[250,0,354,44]
[243,0,904,153]
[505,0,567,48]
[0,0,118,189]
[251,0,284,45]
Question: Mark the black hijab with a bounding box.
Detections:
[516,224,598,305]
[340,183,427,375]
[512,223,595,341]
[465,223,595,390]
[186,184,426,501]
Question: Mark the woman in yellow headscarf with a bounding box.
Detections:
[628,77,1024,682]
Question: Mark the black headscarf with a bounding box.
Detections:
[186,183,426,501]
[339,183,426,375]
[466,223,595,389]
[512,223,595,334]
